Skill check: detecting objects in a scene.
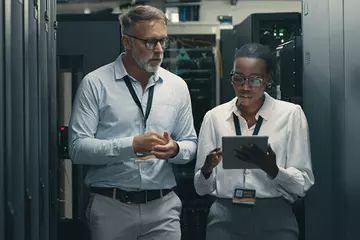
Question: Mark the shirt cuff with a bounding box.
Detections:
[194,170,216,196]
[172,142,180,157]
[269,167,292,183]
[167,141,185,164]
[118,136,136,159]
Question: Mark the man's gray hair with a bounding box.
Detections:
[119,5,168,35]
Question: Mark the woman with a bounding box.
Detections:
[194,43,314,240]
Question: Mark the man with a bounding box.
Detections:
[68,5,197,240]
[194,43,314,240]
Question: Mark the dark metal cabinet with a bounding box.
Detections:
[233,12,301,51]
[48,0,59,239]
[303,0,360,239]
[57,14,122,75]
[275,36,303,105]
[1,1,58,240]
[0,0,5,239]
[302,1,333,239]
[4,1,26,240]
[24,0,41,240]
[220,13,302,105]
[57,14,122,240]
[219,29,237,104]
[38,0,50,238]
[343,0,360,236]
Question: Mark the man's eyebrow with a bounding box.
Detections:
[143,35,168,39]
[233,72,263,76]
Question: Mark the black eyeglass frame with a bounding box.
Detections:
[124,33,170,50]
[229,70,265,87]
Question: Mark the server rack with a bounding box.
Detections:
[57,55,90,240]
[162,34,217,134]
[275,36,303,105]
[303,0,360,238]
[24,0,31,239]
[220,12,302,104]
[38,0,51,239]
[275,35,305,239]
[57,14,122,76]
[48,1,59,239]
[162,32,218,240]
[0,0,5,239]
[57,14,122,240]
[2,1,58,240]
[165,23,221,240]
[220,29,237,104]
[24,0,41,240]
[233,12,301,52]
[5,1,26,240]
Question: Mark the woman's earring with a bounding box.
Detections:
[267,83,272,88]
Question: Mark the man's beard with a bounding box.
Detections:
[131,47,163,73]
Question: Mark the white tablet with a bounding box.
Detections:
[222,136,269,169]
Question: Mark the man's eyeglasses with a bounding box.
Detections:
[124,33,169,50]
[230,71,264,87]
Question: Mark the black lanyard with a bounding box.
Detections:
[232,113,263,136]
[123,75,154,128]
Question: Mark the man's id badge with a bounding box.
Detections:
[135,152,156,161]
[232,189,256,205]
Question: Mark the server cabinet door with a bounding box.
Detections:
[25,0,41,240]
[4,0,12,238]
[302,0,335,239]
[48,0,58,239]
[38,0,50,239]
[24,0,31,239]
[344,0,360,236]
[327,0,346,239]
[4,0,26,240]
[0,0,5,239]
[220,29,237,104]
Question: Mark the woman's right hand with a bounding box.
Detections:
[201,147,222,178]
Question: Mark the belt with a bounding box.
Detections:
[90,187,175,204]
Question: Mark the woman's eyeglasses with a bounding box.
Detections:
[230,71,264,87]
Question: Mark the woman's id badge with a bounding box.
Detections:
[232,188,256,205]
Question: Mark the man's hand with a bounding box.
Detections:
[132,132,167,153]
[234,144,279,179]
[150,132,178,160]
[201,148,222,178]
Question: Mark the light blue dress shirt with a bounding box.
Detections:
[68,54,197,191]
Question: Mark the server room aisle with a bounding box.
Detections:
[0,2,308,240]
[1,0,58,240]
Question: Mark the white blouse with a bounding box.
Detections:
[194,92,315,203]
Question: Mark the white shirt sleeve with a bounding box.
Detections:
[68,75,135,165]
[168,84,197,164]
[194,111,217,196]
[271,105,315,202]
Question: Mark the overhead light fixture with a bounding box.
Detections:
[112,7,121,14]
[84,8,91,14]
